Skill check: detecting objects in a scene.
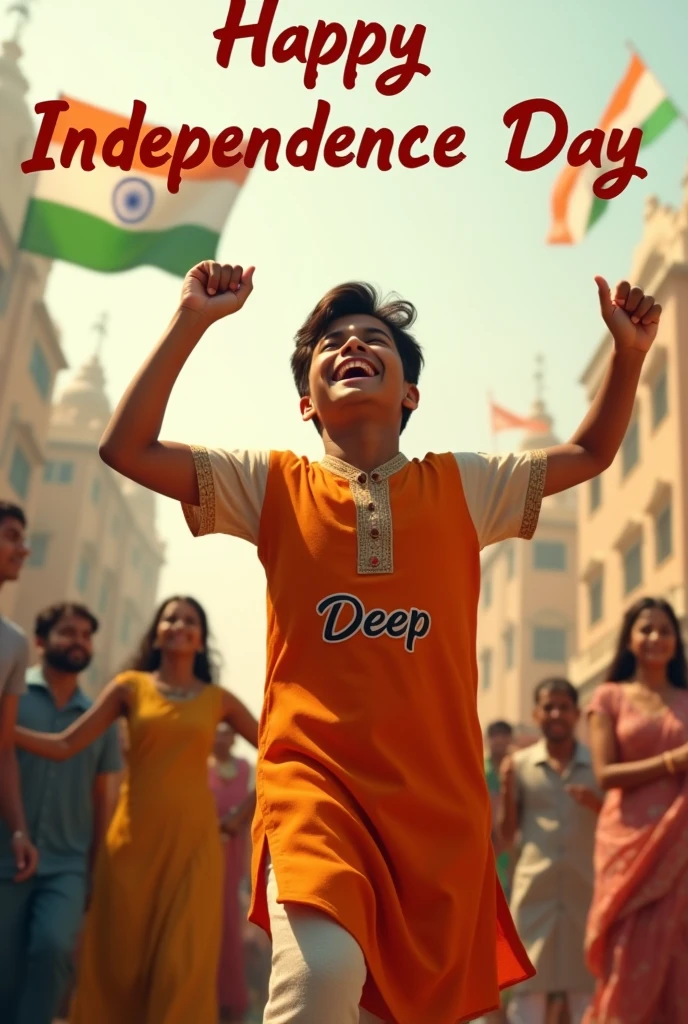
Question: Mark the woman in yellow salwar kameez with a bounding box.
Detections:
[16,595,258,1024]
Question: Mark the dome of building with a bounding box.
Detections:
[51,352,111,435]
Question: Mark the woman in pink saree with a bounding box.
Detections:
[208,722,254,1024]
[585,596,688,1024]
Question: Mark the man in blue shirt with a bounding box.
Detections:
[0,601,122,1024]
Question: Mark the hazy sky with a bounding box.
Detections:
[7,0,687,757]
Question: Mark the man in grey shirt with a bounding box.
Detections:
[499,678,602,1024]
[0,502,38,881]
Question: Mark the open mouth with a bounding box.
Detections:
[332,358,380,382]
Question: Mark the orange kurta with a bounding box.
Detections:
[184,447,544,1023]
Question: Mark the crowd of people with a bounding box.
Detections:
[0,499,268,1023]
[477,596,688,1024]
[0,258,679,1023]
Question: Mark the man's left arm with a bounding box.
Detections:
[543,277,661,497]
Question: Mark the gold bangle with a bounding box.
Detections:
[664,751,677,775]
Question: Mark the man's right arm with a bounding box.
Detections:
[0,695,27,835]
[497,755,520,846]
[0,691,39,881]
[99,261,254,503]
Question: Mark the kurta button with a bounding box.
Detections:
[371,528,380,539]
[370,556,380,566]
[371,472,380,482]
[357,473,366,484]
[367,502,375,512]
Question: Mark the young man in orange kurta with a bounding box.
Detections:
[99,261,661,1024]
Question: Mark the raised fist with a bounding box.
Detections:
[180,261,255,323]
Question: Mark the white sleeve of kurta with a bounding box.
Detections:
[181,446,271,546]
[453,449,548,549]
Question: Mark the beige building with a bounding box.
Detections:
[0,36,67,574]
[0,32,165,690]
[11,350,166,692]
[477,389,578,735]
[570,171,688,700]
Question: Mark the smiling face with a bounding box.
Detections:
[533,686,580,743]
[154,599,206,659]
[300,314,420,434]
[0,515,29,584]
[628,607,677,672]
[40,611,95,674]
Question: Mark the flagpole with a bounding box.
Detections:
[625,39,688,128]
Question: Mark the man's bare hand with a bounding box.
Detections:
[180,261,255,324]
[12,832,38,883]
[595,276,662,354]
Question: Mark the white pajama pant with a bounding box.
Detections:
[507,991,590,1024]
[263,861,386,1023]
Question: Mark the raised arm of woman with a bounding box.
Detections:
[15,680,130,762]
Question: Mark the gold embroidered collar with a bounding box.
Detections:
[320,452,408,483]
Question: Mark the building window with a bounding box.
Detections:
[589,575,603,626]
[651,367,668,429]
[503,625,515,670]
[28,533,49,568]
[44,460,74,484]
[480,649,493,690]
[9,445,31,500]
[655,504,672,566]
[482,573,492,609]
[29,342,51,400]
[98,572,113,614]
[533,626,566,663]
[76,553,91,595]
[91,477,101,505]
[533,540,567,571]
[623,540,643,595]
[590,475,602,513]
[505,544,515,580]
[621,417,639,478]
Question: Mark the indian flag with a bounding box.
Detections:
[548,52,680,245]
[19,98,250,277]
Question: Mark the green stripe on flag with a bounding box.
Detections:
[639,98,679,146]
[584,98,679,237]
[19,199,220,278]
[587,196,608,231]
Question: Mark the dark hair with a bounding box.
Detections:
[128,595,218,684]
[486,720,513,737]
[533,677,579,707]
[606,596,688,689]
[291,282,424,434]
[0,501,26,528]
[35,602,99,640]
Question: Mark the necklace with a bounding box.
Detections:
[154,679,200,701]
